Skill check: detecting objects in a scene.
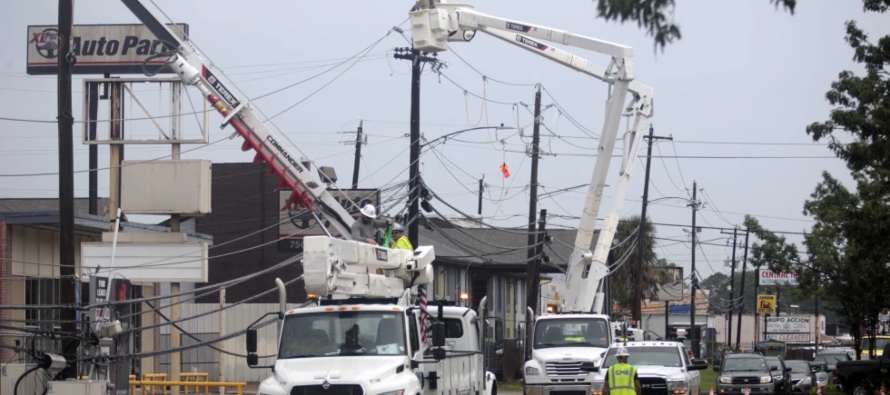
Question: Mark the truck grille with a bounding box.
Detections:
[290,384,364,395]
[732,377,761,385]
[640,377,667,395]
[545,361,585,376]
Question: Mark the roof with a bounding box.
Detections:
[0,197,110,215]
[418,217,601,270]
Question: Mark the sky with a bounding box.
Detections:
[1,0,887,283]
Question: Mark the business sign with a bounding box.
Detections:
[757,294,776,314]
[767,333,810,342]
[766,316,810,333]
[758,270,798,286]
[27,23,189,75]
[278,188,380,253]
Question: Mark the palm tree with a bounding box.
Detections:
[607,215,674,311]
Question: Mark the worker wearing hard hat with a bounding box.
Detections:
[604,347,641,395]
[390,223,413,251]
[351,204,392,245]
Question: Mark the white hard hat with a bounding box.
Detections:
[616,347,630,357]
[360,204,377,219]
[392,223,404,232]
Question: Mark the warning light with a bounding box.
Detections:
[460,292,469,301]
[307,293,317,299]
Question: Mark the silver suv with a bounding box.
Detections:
[584,341,707,395]
[716,354,777,395]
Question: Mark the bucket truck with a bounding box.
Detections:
[407,3,653,395]
[117,2,497,395]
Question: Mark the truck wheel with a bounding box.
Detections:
[851,381,871,395]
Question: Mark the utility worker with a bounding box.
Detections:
[604,347,641,395]
[351,204,391,245]
[389,223,413,250]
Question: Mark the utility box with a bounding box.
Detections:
[121,159,212,215]
[47,380,108,395]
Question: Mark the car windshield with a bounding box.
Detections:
[785,361,809,373]
[814,355,846,364]
[808,363,828,373]
[534,318,610,349]
[602,347,683,368]
[722,357,769,372]
[278,311,407,358]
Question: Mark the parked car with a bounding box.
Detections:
[785,360,831,394]
[715,353,777,395]
[813,351,852,375]
[584,341,707,395]
[765,357,793,395]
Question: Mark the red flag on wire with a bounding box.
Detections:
[499,162,510,178]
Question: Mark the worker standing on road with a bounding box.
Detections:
[604,347,641,395]
[351,204,391,245]
[389,223,413,250]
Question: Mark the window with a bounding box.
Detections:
[25,278,60,328]
[722,357,770,373]
[279,311,407,358]
[409,313,420,354]
[602,347,683,368]
[534,318,610,349]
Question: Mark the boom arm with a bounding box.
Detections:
[411,3,653,313]
[119,0,357,238]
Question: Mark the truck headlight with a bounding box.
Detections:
[799,377,811,386]
[719,377,732,384]
[526,367,540,376]
[379,391,405,395]
[760,376,772,383]
[668,380,689,394]
[591,381,605,395]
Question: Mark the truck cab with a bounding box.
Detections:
[587,341,706,395]
[523,314,612,395]
[251,301,496,395]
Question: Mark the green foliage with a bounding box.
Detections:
[609,215,673,310]
[593,0,796,51]
[809,384,842,395]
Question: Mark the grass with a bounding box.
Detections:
[500,380,524,391]
[700,366,718,393]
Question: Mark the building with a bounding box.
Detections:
[0,197,212,375]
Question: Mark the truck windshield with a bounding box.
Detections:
[722,357,769,372]
[534,318,610,349]
[602,347,682,368]
[279,311,407,359]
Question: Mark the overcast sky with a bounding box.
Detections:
[1,0,886,282]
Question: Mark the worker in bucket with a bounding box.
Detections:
[389,223,413,251]
[604,347,641,395]
[351,204,391,245]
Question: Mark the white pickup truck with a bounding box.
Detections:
[582,341,708,395]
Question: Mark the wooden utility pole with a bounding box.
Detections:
[736,228,750,350]
[634,125,671,324]
[721,226,739,347]
[351,120,364,189]
[57,0,78,379]
[526,85,543,319]
[688,181,699,358]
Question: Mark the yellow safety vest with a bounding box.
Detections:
[608,363,637,395]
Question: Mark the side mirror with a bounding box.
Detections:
[689,360,708,371]
[246,328,258,353]
[247,353,258,367]
[771,366,779,371]
[432,322,445,347]
[580,362,599,373]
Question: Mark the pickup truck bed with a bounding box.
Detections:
[835,344,890,395]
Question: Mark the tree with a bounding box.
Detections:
[699,272,730,315]
[594,0,797,50]
[609,215,673,311]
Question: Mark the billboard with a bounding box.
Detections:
[766,333,810,342]
[655,266,684,301]
[278,188,380,253]
[27,23,189,75]
[758,270,798,286]
[766,316,810,333]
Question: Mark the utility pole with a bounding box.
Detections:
[735,227,750,350]
[478,177,484,216]
[688,181,700,358]
[721,226,739,348]
[57,0,78,379]
[526,85,543,319]
[393,47,436,248]
[634,125,672,324]
[351,120,364,189]
[754,268,760,343]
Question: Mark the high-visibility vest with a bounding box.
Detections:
[608,363,637,395]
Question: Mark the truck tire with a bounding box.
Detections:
[850,380,871,395]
